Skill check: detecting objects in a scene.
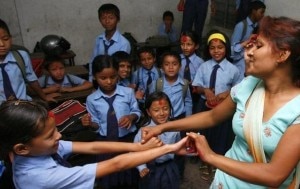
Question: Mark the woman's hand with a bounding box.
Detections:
[141,126,162,144]
[186,132,216,162]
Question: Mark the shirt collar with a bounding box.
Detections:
[163,75,185,85]
[14,154,57,169]
[93,84,125,100]
[210,58,228,70]
[99,29,121,43]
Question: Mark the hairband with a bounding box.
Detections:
[207,33,226,44]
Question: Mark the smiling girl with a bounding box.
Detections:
[134,91,181,189]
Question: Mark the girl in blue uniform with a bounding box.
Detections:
[134,91,181,189]
[179,31,204,113]
[84,54,141,189]
[192,30,241,179]
[0,100,189,189]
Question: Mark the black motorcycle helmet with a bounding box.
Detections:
[40,35,71,56]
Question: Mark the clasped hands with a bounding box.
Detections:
[141,127,214,161]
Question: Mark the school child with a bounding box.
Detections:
[38,56,93,97]
[235,0,265,23]
[134,91,181,189]
[0,18,55,103]
[112,51,134,88]
[131,47,162,108]
[146,51,192,179]
[231,0,266,79]
[0,100,189,189]
[88,3,131,81]
[192,30,241,180]
[179,31,204,113]
[158,11,179,43]
[148,51,192,119]
[85,54,141,189]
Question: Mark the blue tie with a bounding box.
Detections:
[209,64,220,91]
[51,153,71,167]
[103,40,115,55]
[0,63,16,100]
[184,56,191,82]
[104,95,119,140]
[145,71,152,97]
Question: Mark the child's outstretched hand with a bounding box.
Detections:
[140,137,163,151]
[171,136,190,155]
[186,132,216,163]
[139,168,150,178]
[141,125,162,144]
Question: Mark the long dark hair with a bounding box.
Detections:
[92,55,118,76]
[0,100,48,159]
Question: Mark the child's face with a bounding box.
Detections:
[118,61,131,79]
[147,98,170,125]
[23,117,62,156]
[0,28,12,60]
[99,12,118,32]
[48,61,65,81]
[163,16,173,28]
[139,52,156,70]
[162,55,181,78]
[208,39,226,62]
[253,8,265,22]
[180,35,198,57]
[94,67,118,95]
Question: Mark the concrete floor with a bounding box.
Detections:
[180,157,212,189]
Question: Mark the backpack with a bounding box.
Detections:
[51,100,97,141]
[11,50,44,81]
[155,77,189,100]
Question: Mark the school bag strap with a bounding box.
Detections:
[44,74,75,87]
[11,50,29,83]
[136,67,161,91]
[241,19,248,42]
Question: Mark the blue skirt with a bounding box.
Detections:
[139,160,180,189]
[198,98,234,155]
[96,132,139,189]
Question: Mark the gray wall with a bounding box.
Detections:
[1,0,300,65]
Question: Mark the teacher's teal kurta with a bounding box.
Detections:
[211,76,300,189]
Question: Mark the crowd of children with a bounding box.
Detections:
[1,1,286,189]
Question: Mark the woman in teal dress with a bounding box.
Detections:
[140,16,300,189]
